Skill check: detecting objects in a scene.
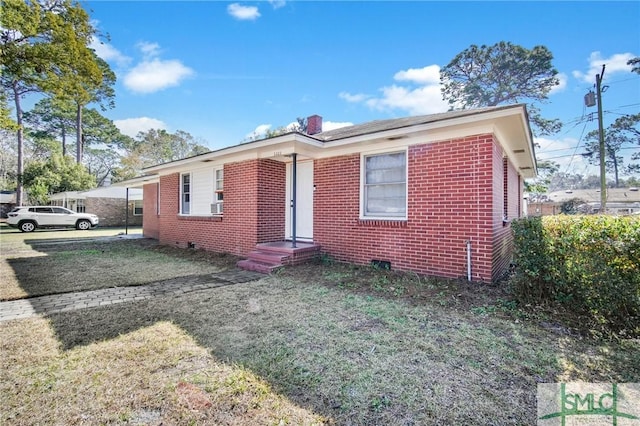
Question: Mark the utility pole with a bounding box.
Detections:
[596,64,607,213]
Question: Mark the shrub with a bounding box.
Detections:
[511,215,640,337]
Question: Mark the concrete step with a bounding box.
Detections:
[246,250,289,265]
[237,259,281,274]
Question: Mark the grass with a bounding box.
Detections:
[0,224,238,300]
[1,228,638,425]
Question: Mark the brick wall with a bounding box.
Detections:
[145,134,523,282]
[152,159,286,256]
[314,134,517,282]
[257,159,286,242]
[85,197,142,227]
[143,183,159,239]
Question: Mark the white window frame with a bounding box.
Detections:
[180,172,191,215]
[360,149,408,220]
[212,168,223,215]
[133,199,143,216]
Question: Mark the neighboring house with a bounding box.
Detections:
[529,187,640,216]
[117,105,535,282]
[50,187,143,227]
[0,191,16,219]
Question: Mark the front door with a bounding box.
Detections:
[285,161,313,241]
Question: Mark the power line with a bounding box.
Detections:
[561,118,590,174]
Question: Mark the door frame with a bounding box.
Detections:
[285,160,314,241]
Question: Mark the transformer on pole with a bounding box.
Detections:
[584,64,607,213]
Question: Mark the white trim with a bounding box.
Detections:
[285,161,314,240]
[213,167,224,215]
[133,199,143,216]
[110,106,535,187]
[180,172,191,215]
[359,148,408,221]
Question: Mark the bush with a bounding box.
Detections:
[511,215,640,337]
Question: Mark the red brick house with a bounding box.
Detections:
[121,104,535,282]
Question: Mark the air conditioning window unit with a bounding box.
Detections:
[211,202,223,215]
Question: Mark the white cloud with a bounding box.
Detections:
[114,117,167,138]
[366,84,448,115]
[340,64,449,116]
[136,41,161,58]
[535,136,593,173]
[246,123,272,139]
[124,58,194,94]
[549,72,567,95]
[90,38,131,67]
[339,92,369,103]
[393,65,440,84]
[573,51,636,83]
[269,0,286,9]
[228,3,261,20]
[322,121,353,131]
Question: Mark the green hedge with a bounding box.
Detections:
[511,215,640,337]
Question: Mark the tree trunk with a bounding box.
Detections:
[12,81,24,206]
[76,102,82,163]
[62,125,66,157]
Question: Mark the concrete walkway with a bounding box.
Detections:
[0,269,265,322]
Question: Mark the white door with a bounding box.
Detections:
[285,161,313,241]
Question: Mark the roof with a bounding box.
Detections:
[50,187,142,200]
[546,187,640,204]
[114,104,536,185]
[313,106,517,142]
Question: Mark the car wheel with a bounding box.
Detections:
[19,221,36,233]
[76,219,92,230]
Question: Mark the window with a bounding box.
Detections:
[33,207,53,213]
[362,151,407,218]
[76,199,85,213]
[212,168,223,214]
[133,199,143,215]
[181,173,191,214]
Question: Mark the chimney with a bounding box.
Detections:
[306,114,322,135]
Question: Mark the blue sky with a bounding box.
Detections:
[84,0,640,180]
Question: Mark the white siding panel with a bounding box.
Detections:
[192,168,213,215]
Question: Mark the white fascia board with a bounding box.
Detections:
[140,106,535,176]
[50,191,80,200]
[110,175,160,188]
[143,133,323,175]
[492,112,537,179]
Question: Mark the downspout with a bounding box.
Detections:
[466,240,472,282]
[125,187,129,235]
[291,153,297,248]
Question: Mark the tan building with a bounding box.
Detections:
[529,187,640,216]
[50,187,143,227]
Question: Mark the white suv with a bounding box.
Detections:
[7,206,99,232]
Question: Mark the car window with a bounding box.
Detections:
[35,207,53,213]
[52,207,70,214]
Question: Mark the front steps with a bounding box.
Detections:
[237,241,321,273]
